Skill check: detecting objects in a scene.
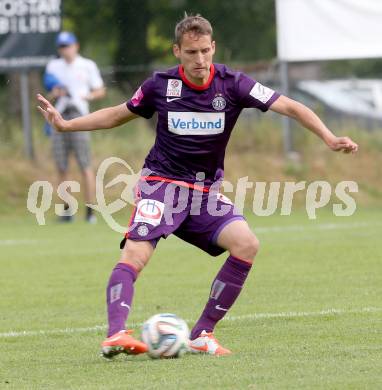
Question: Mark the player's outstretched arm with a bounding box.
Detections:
[36,94,138,132]
[270,95,358,154]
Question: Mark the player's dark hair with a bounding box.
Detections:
[174,12,213,46]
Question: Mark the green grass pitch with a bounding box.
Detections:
[1,209,381,389]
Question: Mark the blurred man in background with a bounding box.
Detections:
[44,31,105,223]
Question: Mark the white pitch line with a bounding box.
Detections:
[0,325,107,338]
[1,221,379,248]
[254,221,381,234]
[0,307,380,339]
[223,306,382,321]
[0,239,36,246]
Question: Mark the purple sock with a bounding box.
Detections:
[191,255,252,340]
[106,263,137,337]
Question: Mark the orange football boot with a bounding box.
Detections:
[101,330,148,359]
[189,330,232,356]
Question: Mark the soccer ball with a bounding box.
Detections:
[141,313,190,359]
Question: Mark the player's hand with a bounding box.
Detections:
[326,135,358,154]
[36,94,69,132]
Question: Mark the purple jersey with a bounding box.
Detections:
[127,63,280,186]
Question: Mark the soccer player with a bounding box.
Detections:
[37,15,358,357]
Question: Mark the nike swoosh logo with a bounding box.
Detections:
[166,97,181,102]
[120,301,130,309]
[215,305,228,311]
[189,344,209,352]
[108,335,122,342]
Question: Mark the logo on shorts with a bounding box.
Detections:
[166,79,182,97]
[134,199,165,226]
[137,224,149,237]
[217,193,233,205]
[212,94,226,111]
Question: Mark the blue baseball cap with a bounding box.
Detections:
[56,31,77,47]
[43,73,65,92]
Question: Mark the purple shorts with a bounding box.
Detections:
[120,179,245,256]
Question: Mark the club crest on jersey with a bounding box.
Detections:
[212,94,226,111]
[134,199,165,226]
[166,79,182,97]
